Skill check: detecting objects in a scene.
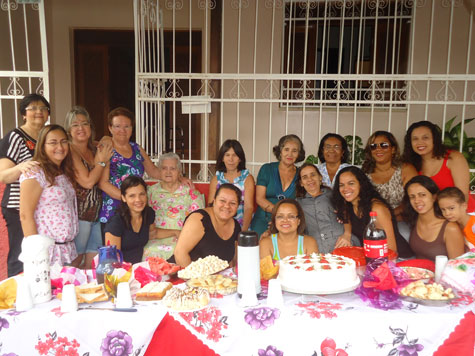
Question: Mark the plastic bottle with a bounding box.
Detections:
[363,211,388,264]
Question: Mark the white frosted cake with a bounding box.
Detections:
[278,253,360,294]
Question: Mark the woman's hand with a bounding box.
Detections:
[334,234,352,248]
[17,160,40,176]
[179,176,195,190]
[96,139,113,164]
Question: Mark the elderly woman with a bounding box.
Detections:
[0,94,50,276]
[144,152,204,260]
[98,107,163,232]
[316,133,351,188]
[251,134,306,237]
[296,163,357,253]
[64,106,113,268]
[173,183,241,267]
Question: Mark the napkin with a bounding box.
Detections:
[0,278,17,309]
[363,262,397,290]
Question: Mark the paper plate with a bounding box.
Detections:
[280,277,360,295]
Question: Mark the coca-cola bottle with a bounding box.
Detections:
[363,211,388,264]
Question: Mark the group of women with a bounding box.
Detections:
[0,94,473,276]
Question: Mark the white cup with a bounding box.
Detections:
[435,255,449,283]
[238,277,259,308]
[267,279,284,308]
[61,284,78,312]
[116,282,133,308]
[16,276,34,312]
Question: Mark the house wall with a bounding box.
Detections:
[38,1,475,165]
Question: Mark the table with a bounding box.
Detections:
[0,279,474,356]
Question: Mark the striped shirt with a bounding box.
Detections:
[0,128,36,209]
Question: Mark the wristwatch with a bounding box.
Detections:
[97,161,106,167]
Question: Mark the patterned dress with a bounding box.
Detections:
[144,182,205,260]
[215,169,249,227]
[367,166,404,210]
[19,168,79,265]
[99,142,145,223]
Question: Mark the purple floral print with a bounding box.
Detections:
[244,307,280,330]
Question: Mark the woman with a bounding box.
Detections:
[64,106,113,268]
[208,139,255,231]
[145,152,205,260]
[296,163,357,253]
[104,176,157,264]
[362,131,418,240]
[403,176,465,260]
[316,133,351,188]
[0,94,49,276]
[251,134,306,237]
[332,166,413,257]
[402,120,474,212]
[174,183,241,267]
[259,199,319,260]
[19,124,78,265]
[98,107,163,229]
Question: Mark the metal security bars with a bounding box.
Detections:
[0,0,49,136]
[134,0,475,189]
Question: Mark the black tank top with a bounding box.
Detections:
[348,205,413,258]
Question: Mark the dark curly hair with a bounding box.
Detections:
[215,139,246,172]
[296,163,324,198]
[269,198,306,235]
[402,121,447,171]
[402,175,441,228]
[332,166,391,224]
[362,131,401,173]
[272,134,306,163]
[317,133,349,164]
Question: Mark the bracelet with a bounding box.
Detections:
[265,204,271,212]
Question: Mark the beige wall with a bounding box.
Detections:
[44,0,134,124]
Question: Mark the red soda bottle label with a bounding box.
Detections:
[363,239,388,259]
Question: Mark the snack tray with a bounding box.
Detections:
[400,266,434,282]
[399,294,456,307]
[186,277,238,296]
[177,266,228,280]
[280,278,360,295]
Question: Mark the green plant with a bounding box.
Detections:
[443,116,475,192]
[344,135,365,166]
[443,116,475,168]
[305,154,319,164]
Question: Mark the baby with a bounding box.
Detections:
[438,187,475,249]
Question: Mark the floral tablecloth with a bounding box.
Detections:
[0,298,167,356]
[162,280,475,356]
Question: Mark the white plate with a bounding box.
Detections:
[280,278,360,295]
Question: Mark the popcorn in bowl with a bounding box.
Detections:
[178,255,229,279]
[400,281,455,300]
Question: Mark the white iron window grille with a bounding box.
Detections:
[282,0,412,107]
[0,0,49,137]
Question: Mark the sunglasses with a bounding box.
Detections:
[370,142,390,151]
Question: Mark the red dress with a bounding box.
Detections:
[420,151,475,212]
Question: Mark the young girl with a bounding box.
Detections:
[208,139,255,231]
[19,124,78,265]
[259,199,319,261]
[438,187,475,249]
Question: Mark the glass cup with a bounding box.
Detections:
[434,255,449,283]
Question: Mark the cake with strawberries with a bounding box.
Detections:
[278,253,360,294]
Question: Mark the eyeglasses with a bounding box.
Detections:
[323,144,341,151]
[275,214,299,221]
[370,142,390,151]
[111,125,132,130]
[26,106,49,112]
[46,139,69,147]
[71,122,90,129]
